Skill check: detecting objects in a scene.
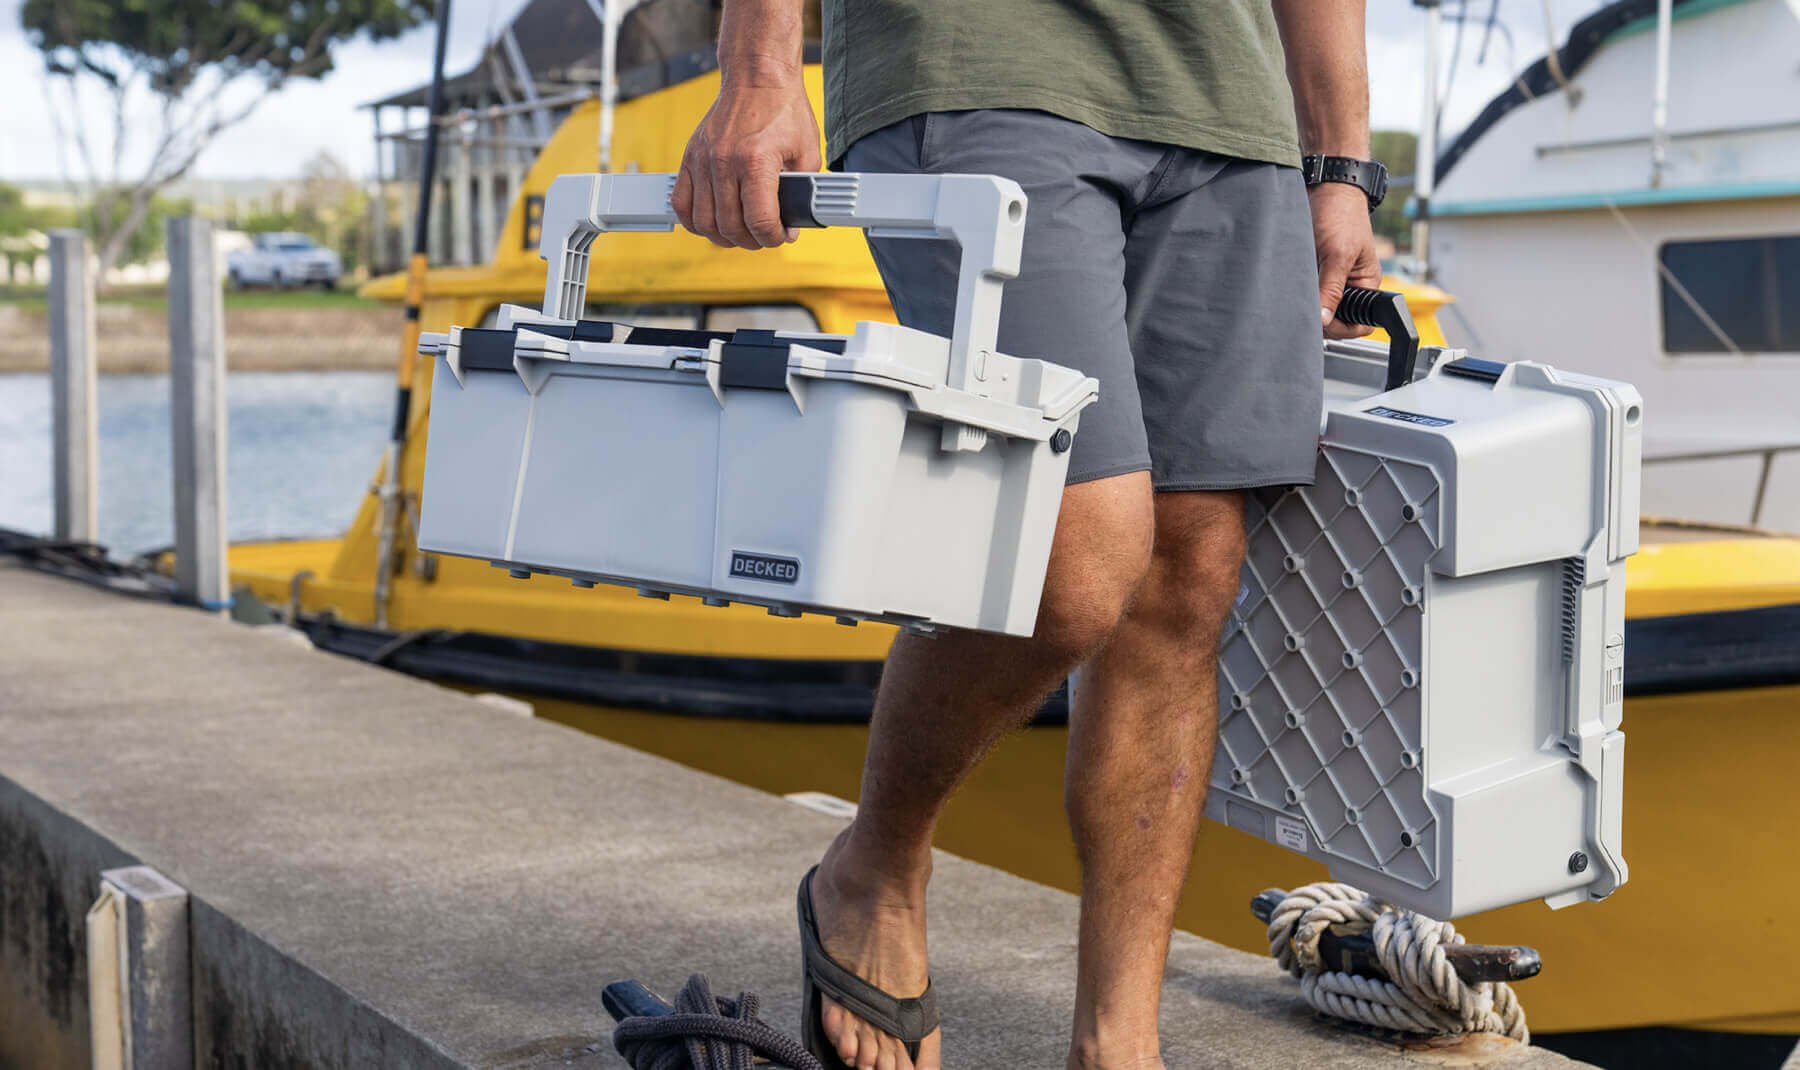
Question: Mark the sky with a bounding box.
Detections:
[0,0,1600,184]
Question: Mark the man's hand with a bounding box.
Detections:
[672,82,820,249]
[1310,183,1382,339]
[672,0,816,249]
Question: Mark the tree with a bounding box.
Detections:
[1369,130,1420,252]
[0,184,32,238]
[0,182,74,286]
[22,0,429,287]
[82,190,193,267]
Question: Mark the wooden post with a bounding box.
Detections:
[47,230,97,543]
[165,217,230,612]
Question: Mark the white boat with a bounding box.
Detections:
[1420,0,1800,531]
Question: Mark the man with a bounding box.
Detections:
[673,1,1385,1066]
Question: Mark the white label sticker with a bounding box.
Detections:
[1275,815,1310,853]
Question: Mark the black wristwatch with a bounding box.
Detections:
[1301,155,1388,211]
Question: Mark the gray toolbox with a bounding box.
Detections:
[1205,292,1640,917]
[416,172,1098,636]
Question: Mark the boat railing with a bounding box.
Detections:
[1643,442,1800,528]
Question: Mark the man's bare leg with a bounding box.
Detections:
[811,473,1156,1070]
[1065,490,1246,1070]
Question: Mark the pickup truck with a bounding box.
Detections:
[226,232,341,290]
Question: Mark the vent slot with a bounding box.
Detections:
[1559,558,1585,663]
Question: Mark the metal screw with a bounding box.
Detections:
[1568,851,1589,874]
[1050,428,1073,453]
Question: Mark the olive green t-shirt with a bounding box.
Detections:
[820,0,1301,170]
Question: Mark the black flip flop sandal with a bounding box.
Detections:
[797,866,939,1064]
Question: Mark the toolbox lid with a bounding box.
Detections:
[432,311,1099,445]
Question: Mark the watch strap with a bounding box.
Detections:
[1301,155,1388,209]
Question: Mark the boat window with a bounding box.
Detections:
[1659,235,1800,354]
[586,303,704,331]
[703,305,821,333]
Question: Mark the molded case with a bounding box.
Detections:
[1206,341,1639,917]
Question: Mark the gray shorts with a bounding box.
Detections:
[844,109,1322,490]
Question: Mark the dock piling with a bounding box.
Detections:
[165,216,230,612]
[47,229,98,544]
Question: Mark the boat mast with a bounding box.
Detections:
[373,0,453,630]
[1650,0,1674,187]
[1412,0,1441,281]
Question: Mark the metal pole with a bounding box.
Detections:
[1751,449,1774,528]
[1412,0,1441,279]
[593,0,620,171]
[165,216,230,613]
[476,121,497,262]
[504,112,526,217]
[587,0,643,171]
[1650,0,1674,187]
[501,26,553,143]
[47,230,97,544]
[452,124,475,265]
[428,175,449,265]
[373,0,452,629]
[371,107,388,274]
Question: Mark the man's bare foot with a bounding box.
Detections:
[1066,1048,1166,1070]
[811,828,942,1070]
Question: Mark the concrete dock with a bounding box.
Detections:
[0,558,1590,1069]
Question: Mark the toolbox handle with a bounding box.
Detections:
[537,171,1027,451]
[1334,287,1421,391]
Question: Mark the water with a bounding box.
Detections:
[0,372,392,554]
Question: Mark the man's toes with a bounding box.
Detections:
[854,1022,883,1070]
[833,1023,861,1069]
[875,1043,902,1070]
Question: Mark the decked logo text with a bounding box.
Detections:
[729,551,800,584]
[1365,405,1454,428]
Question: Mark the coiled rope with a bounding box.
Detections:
[1265,882,1528,1043]
[612,973,826,1070]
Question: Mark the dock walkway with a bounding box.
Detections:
[0,560,1588,1068]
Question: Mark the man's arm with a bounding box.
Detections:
[671,0,819,249]
[1271,0,1382,339]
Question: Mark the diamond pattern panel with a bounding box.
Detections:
[1215,445,1444,888]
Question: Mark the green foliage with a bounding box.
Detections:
[1370,129,1419,250]
[21,0,430,94]
[81,190,193,266]
[0,184,29,238]
[0,182,75,238]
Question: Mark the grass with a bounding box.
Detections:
[0,283,386,313]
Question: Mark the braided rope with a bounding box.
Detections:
[1266,883,1528,1043]
[612,973,826,1070]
